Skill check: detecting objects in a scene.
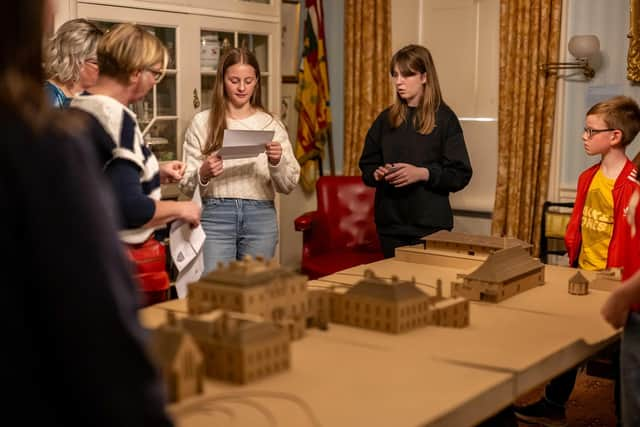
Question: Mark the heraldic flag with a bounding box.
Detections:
[295,0,332,192]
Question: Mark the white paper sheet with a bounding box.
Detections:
[175,251,204,298]
[169,186,205,297]
[218,129,275,159]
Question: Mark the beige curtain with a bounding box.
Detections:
[491,0,562,256]
[629,0,640,82]
[343,0,392,176]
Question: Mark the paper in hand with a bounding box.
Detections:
[218,129,275,159]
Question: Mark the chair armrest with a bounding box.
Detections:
[294,211,317,231]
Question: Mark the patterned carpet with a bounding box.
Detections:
[515,370,618,427]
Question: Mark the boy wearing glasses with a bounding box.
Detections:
[515,95,640,427]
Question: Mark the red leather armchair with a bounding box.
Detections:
[294,176,384,279]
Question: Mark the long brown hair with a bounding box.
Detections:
[388,44,442,135]
[0,0,48,124]
[204,47,264,155]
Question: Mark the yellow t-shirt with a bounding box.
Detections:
[578,168,615,270]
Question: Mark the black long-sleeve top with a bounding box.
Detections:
[1,111,174,427]
[359,103,472,238]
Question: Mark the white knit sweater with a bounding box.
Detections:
[179,110,300,200]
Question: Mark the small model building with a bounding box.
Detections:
[149,310,291,387]
[589,268,622,292]
[187,256,308,340]
[451,246,544,302]
[568,271,589,295]
[181,311,291,384]
[330,270,469,333]
[148,312,204,403]
[423,230,532,257]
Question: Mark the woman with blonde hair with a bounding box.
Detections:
[180,47,300,274]
[71,23,200,294]
[44,18,103,107]
[359,44,473,258]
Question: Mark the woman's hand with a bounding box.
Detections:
[199,154,224,183]
[266,141,282,165]
[179,201,202,227]
[384,162,429,187]
[160,161,186,184]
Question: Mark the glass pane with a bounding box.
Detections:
[238,33,269,72]
[130,93,154,128]
[200,30,234,72]
[201,74,215,110]
[146,119,178,161]
[156,74,177,116]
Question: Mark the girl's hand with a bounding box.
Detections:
[384,162,429,187]
[374,163,396,181]
[266,141,282,165]
[199,154,224,183]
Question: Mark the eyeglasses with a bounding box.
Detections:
[84,59,99,67]
[583,127,616,138]
[145,67,165,83]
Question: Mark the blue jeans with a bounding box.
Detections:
[201,198,278,274]
[621,311,640,427]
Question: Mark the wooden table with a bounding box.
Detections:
[141,254,619,427]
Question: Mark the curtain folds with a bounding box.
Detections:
[343,0,392,176]
[628,0,640,82]
[491,0,562,256]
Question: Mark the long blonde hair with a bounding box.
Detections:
[388,44,442,135]
[204,47,264,155]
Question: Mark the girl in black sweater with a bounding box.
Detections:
[359,44,472,258]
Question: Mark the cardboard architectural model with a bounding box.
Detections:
[187,257,308,340]
[589,268,622,292]
[148,312,204,402]
[423,230,532,257]
[451,246,545,302]
[329,270,469,333]
[149,310,291,391]
[568,271,589,295]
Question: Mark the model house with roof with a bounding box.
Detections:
[422,230,532,257]
[568,271,589,295]
[330,270,469,333]
[148,312,204,403]
[451,246,544,302]
[180,310,291,384]
[187,256,308,340]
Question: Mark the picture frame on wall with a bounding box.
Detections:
[281,0,301,83]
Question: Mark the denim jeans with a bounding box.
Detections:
[201,198,278,274]
[621,311,640,427]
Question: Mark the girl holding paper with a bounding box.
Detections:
[180,47,300,274]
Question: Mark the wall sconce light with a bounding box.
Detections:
[540,35,600,79]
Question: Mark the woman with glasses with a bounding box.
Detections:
[71,23,201,294]
[44,18,103,108]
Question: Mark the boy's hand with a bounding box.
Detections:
[601,286,630,329]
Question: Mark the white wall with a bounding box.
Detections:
[552,0,640,202]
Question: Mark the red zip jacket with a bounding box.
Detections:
[565,159,640,311]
